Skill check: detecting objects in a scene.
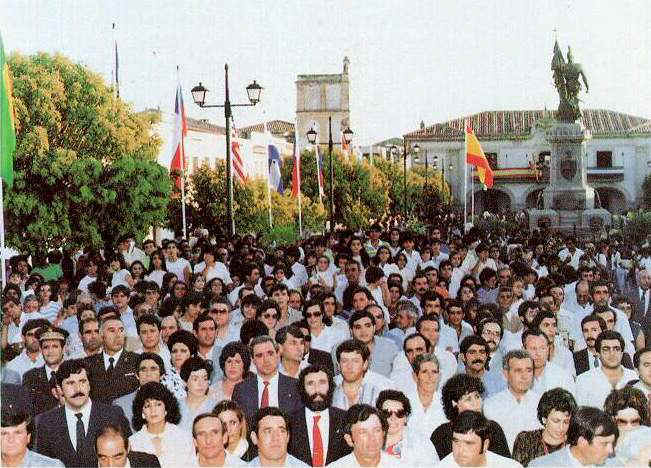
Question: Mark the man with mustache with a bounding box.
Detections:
[32,359,131,467]
[459,335,506,397]
[288,365,351,466]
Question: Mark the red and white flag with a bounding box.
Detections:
[231,124,248,184]
[169,84,187,189]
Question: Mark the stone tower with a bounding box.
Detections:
[296,57,351,148]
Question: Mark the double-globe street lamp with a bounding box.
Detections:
[190,64,262,237]
[388,142,419,216]
[306,117,353,235]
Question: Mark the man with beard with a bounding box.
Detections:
[33,359,131,467]
[77,317,103,358]
[288,365,351,466]
[459,336,506,397]
[477,318,503,373]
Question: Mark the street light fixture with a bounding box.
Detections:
[190,64,262,237]
[306,119,353,235]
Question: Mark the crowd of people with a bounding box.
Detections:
[1,215,651,467]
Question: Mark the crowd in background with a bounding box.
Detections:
[1,210,651,467]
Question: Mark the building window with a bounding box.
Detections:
[596,151,612,168]
[485,152,498,169]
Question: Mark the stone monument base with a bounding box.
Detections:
[528,208,612,232]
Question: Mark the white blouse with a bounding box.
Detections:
[128,422,194,468]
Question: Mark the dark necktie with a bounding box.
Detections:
[312,415,324,466]
[75,413,85,453]
[594,354,599,368]
[260,381,270,408]
[107,357,115,375]
[49,371,57,388]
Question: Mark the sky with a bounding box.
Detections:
[2,0,650,145]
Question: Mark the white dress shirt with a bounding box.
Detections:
[438,450,523,468]
[256,372,279,407]
[484,389,542,451]
[405,389,446,448]
[128,422,195,468]
[575,366,638,409]
[532,361,576,395]
[103,349,123,370]
[305,407,330,462]
[64,400,92,451]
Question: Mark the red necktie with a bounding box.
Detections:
[260,381,270,408]
[312,415,324,467]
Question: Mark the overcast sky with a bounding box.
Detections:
[2,0,650,145]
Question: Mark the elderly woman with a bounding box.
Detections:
[178,357,217,432]
[431,373,511,460]
[405,353,446,447]
[129,382,194,467]
[512,388,578,466]
[210,341,251,400]
[214,400,249,459]
[161,329,198,400]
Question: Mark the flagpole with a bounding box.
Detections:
[177,66,187,239]
[112,23,119,99]
[464,119,468,228]
[294,124,303,238]
[264,121,273,228]
[471,166,475,223]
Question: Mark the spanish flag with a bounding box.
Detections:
[465,124,493,188]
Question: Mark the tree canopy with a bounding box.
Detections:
[6,52,170,254]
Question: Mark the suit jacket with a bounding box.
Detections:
[84,351,140,403]
[625,285,650,322]
[573,347,633,376]
[128,450,161,467]
[1,382,34,417]
[22,366,60,416]
[33,401,131,467]
[232,373,303,427]
[288,407,351,466]
[113,389,137,431]
[308,348,335,376]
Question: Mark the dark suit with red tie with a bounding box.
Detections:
[288,407,351,466]
[232,373,303,428]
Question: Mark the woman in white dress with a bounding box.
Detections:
[129,382,195,468]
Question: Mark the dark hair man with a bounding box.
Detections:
[32,359,131,467]
[576,330,638,409]
[288,365,351,466]
[249,407,303,466]
[347,310,398,377]
[191,413,240,467]
[328,404,389,467]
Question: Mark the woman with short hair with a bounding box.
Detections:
[512,387,578,466]
[129,382,194,467]
[178,357,217,432]
[210,341,251,401]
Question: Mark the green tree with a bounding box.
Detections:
[643,174,651,209]
[6,52,170,253]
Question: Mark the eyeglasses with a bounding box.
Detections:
[211,309,229,315]
[381,409,407,419]
[305,312,322,318]
[261,313,276,320]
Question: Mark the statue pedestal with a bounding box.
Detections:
[528,121,611,232]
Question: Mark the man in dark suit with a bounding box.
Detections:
[84,314,139,403]
[22,327,68,416]
[96,422,160,467]
[33,359,132,467]
[625,269,650,321]
[573,314,632,375]
[288,364,351,466]
[232,335,303,428]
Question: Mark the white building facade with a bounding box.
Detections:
[404,109,651,214]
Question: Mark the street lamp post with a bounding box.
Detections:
[190,64,262,237]
[306,118,352,235]
[389,143,418,216]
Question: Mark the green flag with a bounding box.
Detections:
[1,32,16,188]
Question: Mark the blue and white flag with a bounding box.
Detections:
[268,144,284,193]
